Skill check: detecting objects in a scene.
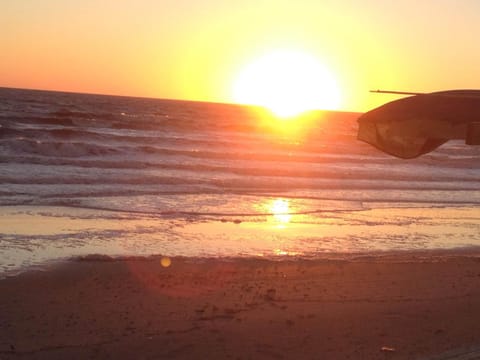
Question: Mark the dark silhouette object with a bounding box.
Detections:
[358,90,480,159]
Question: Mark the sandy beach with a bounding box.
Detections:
[3,0,480,358]
[1,253,480,359]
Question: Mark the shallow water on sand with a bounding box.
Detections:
[1,204,479,277]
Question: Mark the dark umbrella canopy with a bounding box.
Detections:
[358,90,480,159]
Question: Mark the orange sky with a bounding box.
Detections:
[2,1,480,112]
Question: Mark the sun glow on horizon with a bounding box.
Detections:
[233,50,341,117]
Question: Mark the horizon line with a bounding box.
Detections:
[0,85,361,114]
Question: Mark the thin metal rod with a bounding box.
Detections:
[370,90,424,96]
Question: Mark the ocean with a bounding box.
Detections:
[1,87,479,276]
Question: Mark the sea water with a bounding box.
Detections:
[1,87,479,276]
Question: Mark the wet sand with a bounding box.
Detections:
[1,254,480,359]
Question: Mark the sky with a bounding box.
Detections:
[2,0,480,112]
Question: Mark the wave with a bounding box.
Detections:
[2,158,479,185]
[1,169,480,197]
[1,138,121,157]
[0,126,110,142]
[1,118,361,147]
[50,108,117,121]
[2,187,479,211]
[0,118,362,153]
[0,133,376,161]
[3,142,480,184]
[1,114,78,127]
[2,87,480,211]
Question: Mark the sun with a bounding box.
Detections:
[233,50,341,117]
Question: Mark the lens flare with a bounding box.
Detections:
[160,257,171,267]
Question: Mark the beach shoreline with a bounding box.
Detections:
[2,204,480,279]
[2,253,480,359]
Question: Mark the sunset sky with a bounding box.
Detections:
[2,0,480,112]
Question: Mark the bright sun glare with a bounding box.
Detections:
[233,50,341,117]
[270,199,291,224]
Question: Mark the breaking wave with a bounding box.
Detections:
[1,87,480,212]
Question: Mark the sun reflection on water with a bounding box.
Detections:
[269,198,291,227]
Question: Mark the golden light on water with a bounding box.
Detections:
[270,198,292,225]
[233,50,341,117]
